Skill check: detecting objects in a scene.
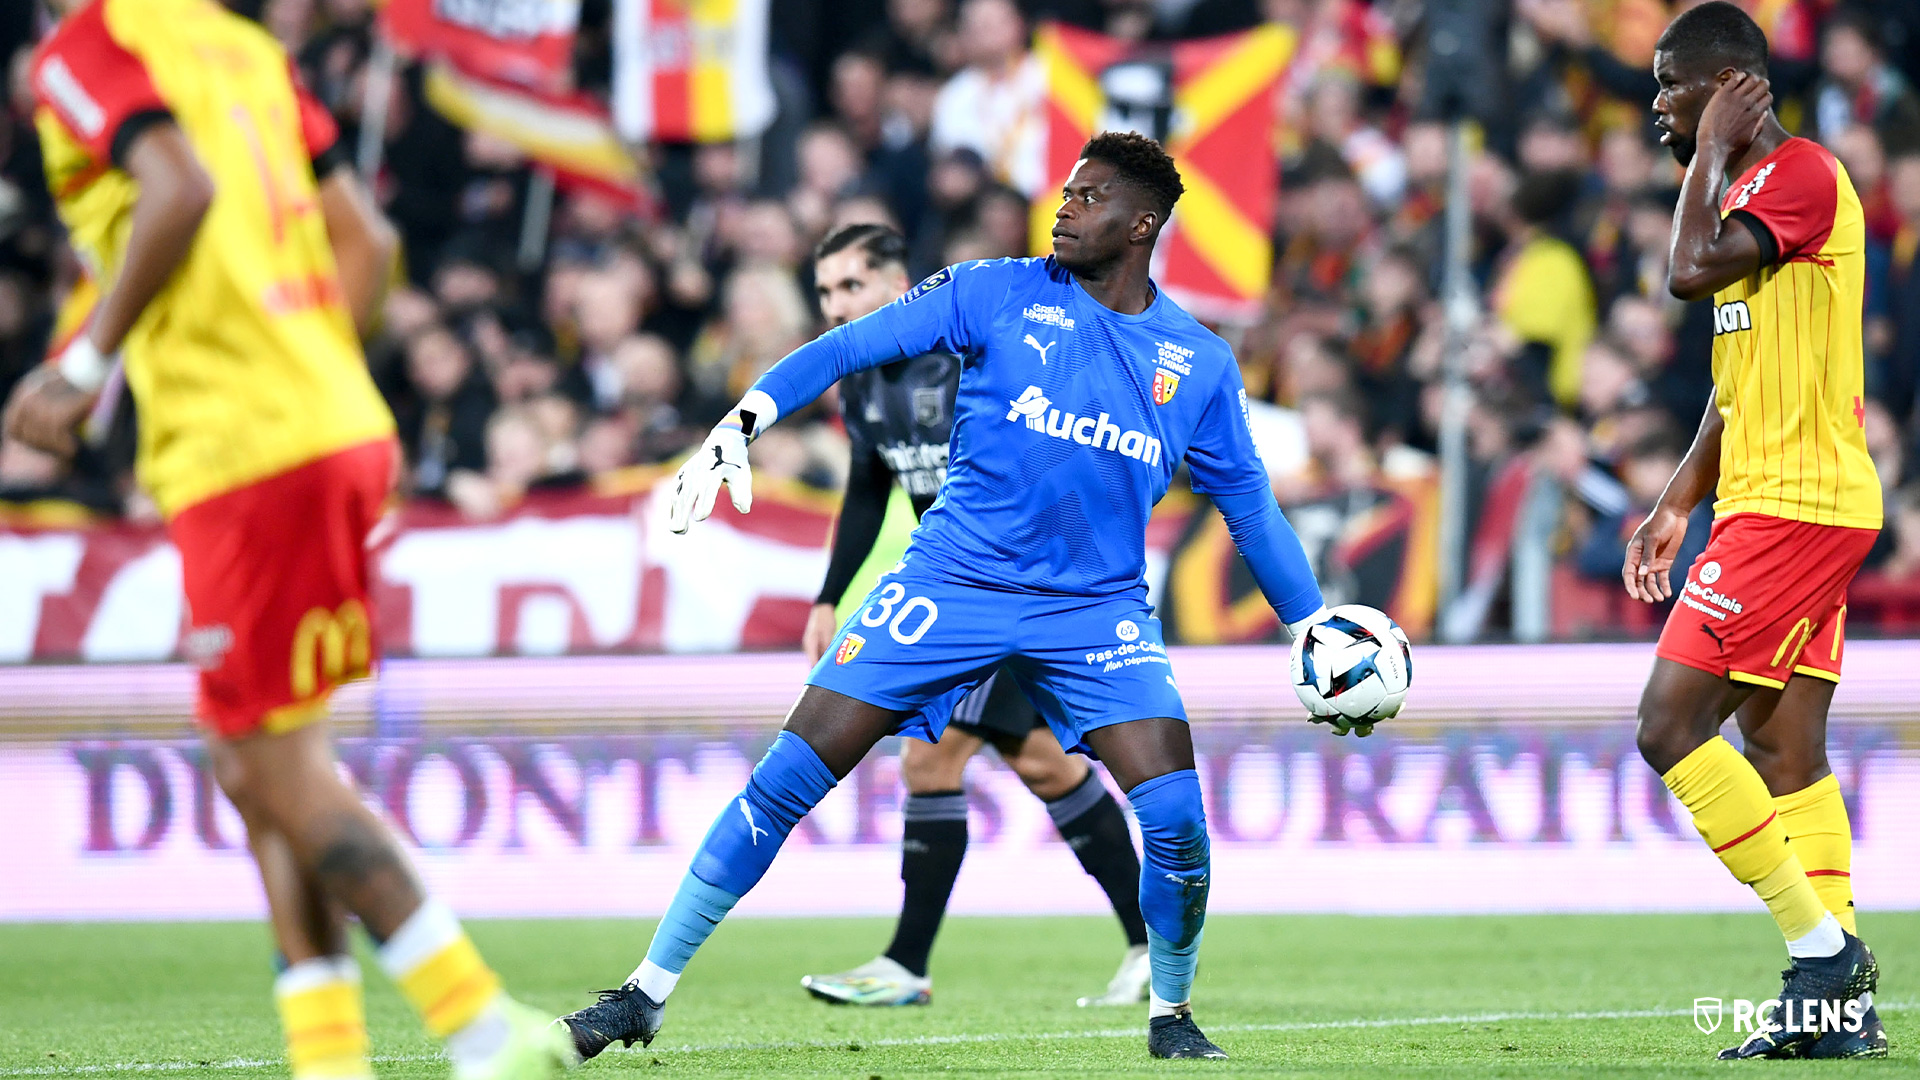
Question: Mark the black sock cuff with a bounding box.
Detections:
[904,790,969,823]
[1046,771,1111,828]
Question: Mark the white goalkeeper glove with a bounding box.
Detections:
[667,391,776,534]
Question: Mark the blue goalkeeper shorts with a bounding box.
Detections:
[806,559,1188,754]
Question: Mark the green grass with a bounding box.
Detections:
[3,914,1917,1077]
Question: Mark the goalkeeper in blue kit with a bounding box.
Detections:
[558,132,1335,1061]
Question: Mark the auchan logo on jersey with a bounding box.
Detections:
[1005,386,1163,466]
[1713,301,1752,335]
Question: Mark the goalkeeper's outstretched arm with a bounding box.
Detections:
[1211,487,1328,635]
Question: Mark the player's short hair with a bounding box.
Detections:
[814,223,909,272]
[1078,131,1185,220]
[1655,1,1768,76]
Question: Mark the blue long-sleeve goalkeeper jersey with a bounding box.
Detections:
[752,256,1323,623]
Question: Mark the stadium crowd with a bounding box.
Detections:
[3,0,1920,637]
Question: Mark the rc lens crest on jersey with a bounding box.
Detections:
[835,633,866,664]
[1152,368,1180,404]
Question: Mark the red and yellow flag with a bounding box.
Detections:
[380,0,580,91]
[1031,22,1293,324]
[611,0,777,145]
[423,63,647,208]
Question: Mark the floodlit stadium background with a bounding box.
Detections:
[4,0,1920,922]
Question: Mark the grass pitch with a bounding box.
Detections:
[2,913,1916,1078]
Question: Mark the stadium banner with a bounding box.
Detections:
[1,643,1917,920]
[610,0,777,145]
[1030,22,1294,324]
[0,474,834,663]
[0,474,1437,663]
[380,0,581,90]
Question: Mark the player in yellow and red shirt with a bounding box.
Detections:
[1624,2,1884,1061]
[1,3,571,1078]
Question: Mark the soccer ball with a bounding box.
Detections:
[1289,604,1412,724]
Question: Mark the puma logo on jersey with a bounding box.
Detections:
[1713,300,1752,335]
[1005,386,1163,466]
[1023,334,1055,364]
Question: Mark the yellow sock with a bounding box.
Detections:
[1663,737,1829,941]
[1776,773,1857,934]
[376,901,504,1040]
[274,956,371,1080]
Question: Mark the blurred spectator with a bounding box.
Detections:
[1852,483,1920,629]
[445,404,576,520]
[1810,9,1920,156]
[1492,169,1596,408]
[1275,158,1375,309]
[1306,72,1405,208]
[1573,421,1707,586]
[1576,127,1663,308]
[1863,397,1906,498]
[929,0,1045,195]
[564,269,647,413]
[790,123,868,240]
[1298,387,1376,493]
[610,334,699,464]
[686,266,811,413]
[1577,338,1647,425]
[878,0,952,74]
[1875,483,1920,581]
[390,323,495,497]
[1347,247,1424,446]
[1883,151,1920,435]
[1274,0,1401,103]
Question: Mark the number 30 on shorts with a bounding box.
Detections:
[859,582,940,644]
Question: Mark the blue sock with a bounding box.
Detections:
[639,872,739,994]
[634,731,838,999]
[1127,769,1210,1010]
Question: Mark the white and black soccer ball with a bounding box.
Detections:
[1289,604,1413,723]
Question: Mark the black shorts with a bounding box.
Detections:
[944,668,1044,741]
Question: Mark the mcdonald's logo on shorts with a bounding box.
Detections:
[290,599,372,699]
[1771,617,1816,670]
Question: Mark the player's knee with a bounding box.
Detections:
[1634,714,1707,776]
[744,731,840,831]
[1635,683,1716,774]
[1006,747,1085,800]
[899,739,969,793]
[1126,769,1208,870]
[208,741,271,822]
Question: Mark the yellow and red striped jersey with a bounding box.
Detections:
[1711,136,1882,529]
[31,0,393,518]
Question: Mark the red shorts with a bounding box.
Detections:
[1656,512,1877,689]
[167,439,394,738]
